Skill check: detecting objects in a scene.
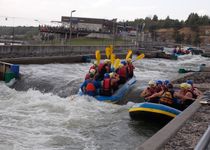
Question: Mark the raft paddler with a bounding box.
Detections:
[81,73,100,96]
[116,61,128,84]
[186,80,202,98]
[126,58,135,78]
[100,73,112,96]
[109,72,120,91]
[174,83,195,110]
[89,61,98,73]
[85,69,96,80]
[140,80,156,100]
[96,59,111,81]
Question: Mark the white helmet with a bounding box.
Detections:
[89,69,96,74]
[104,59,111,64]
[148,80,155,86]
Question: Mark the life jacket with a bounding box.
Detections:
[127,64,134,75]
[98,63,105,73]
[117,66,127,78]
[86,80,96,92]
[103,78,111,91]
[159,91,174,105]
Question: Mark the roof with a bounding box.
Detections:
[61,16,113,25]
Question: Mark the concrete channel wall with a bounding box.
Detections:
[0,53,127,64]
[0,45,136,58]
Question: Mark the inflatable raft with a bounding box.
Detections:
[78,76,136,103]
[129,102,181,123]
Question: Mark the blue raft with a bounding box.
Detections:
[129,102,181,123]
[78,76,136,103]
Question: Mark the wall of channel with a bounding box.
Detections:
[0,45,136,58]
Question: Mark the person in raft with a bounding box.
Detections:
[174,83,195,110]
[126,58,135,78]
[80,73,100,96]
[100,73,112,96]
[186,80,202,99]
[141,80,157,102]
[96,59,111,81]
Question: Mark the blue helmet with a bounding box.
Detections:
[164,80,170,85]
[104,73,110,78]
[156,80,163,85]
[121,61,126,65]
[186,80,193,85]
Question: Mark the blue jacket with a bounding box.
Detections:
[81,79,100,96]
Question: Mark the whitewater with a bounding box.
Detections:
[0,55,209,150]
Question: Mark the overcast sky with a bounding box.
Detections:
[0,0,210,26]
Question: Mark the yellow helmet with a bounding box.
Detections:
[180,83,191,89]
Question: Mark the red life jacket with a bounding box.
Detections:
[117,66,127,78]
[98,63,105,73]
[127,64,134,75]
[86,81,96,92]
[103,78,111,91]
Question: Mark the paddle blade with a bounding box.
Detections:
[126,49,132,60]
[110,45,113,54]
[136,53,145,60]
[95,50,101,65]
[111,53,115,65]
[105,47,111,59]
[114,58,121,70]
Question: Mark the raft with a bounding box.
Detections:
[78,76,136,103]
[129,102,181,123]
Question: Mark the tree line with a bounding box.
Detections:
[125,13,210,31]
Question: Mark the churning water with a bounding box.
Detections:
[0,55,209,150]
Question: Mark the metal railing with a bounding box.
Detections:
[194,125,210,150]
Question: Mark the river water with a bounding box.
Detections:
[0,55,209,150]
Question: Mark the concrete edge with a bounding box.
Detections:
[137,98,202,150]
[0,53,127,64]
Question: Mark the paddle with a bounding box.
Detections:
[132,53,145,62]
[110,53,115,66]
[114,58,121,70]
[95,50,101,65]
[110,45,113,55]
[105,47,111,59]
[126,49,132,60]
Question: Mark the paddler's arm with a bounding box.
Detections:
[146,90,164,100]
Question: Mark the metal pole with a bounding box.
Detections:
[70,10,76,46]
[195,126,210,150]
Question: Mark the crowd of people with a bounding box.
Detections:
[141,79,202,110]
[80,58,135,97]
